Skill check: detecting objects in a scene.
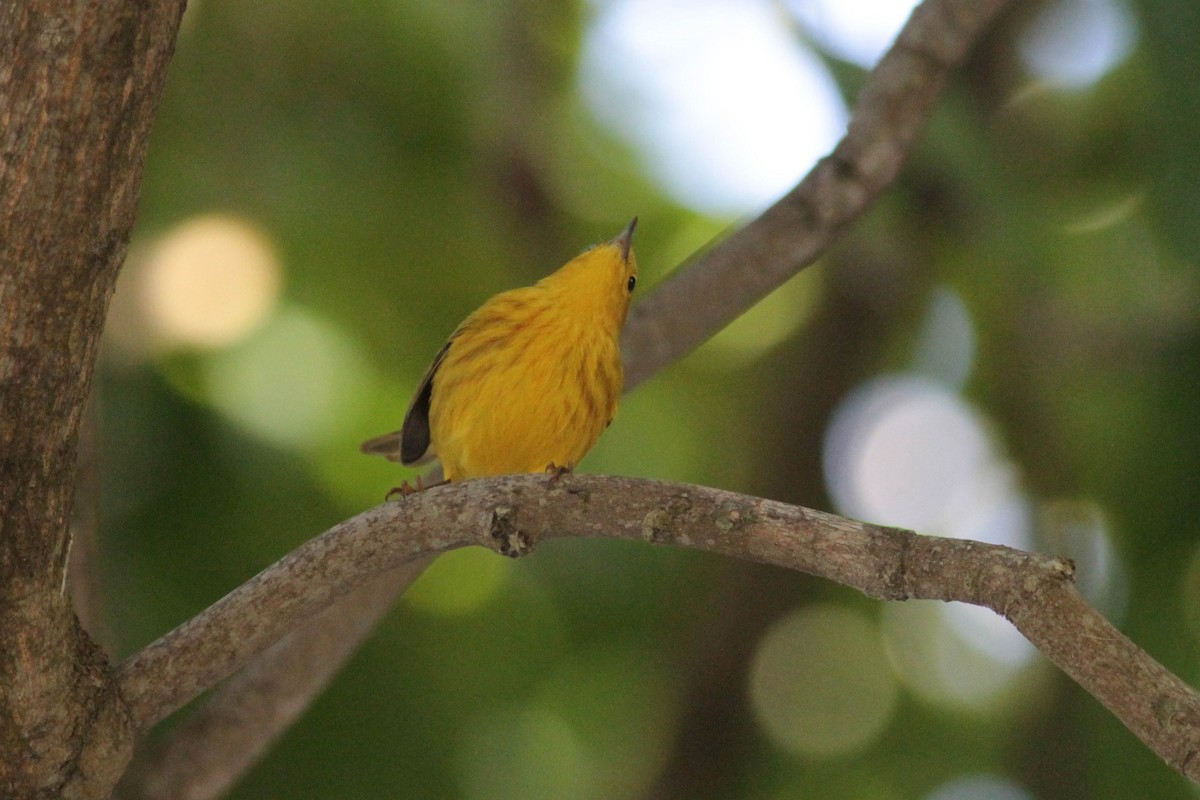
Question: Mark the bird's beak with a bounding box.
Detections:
[613,216,638,262]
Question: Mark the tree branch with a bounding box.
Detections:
[116,474,1200,782]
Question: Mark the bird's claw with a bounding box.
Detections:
[385,475,425,501]
[544,462,574,486]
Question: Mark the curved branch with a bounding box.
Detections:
[117,474,1200,783]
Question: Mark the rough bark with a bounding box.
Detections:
[0,1,187,797]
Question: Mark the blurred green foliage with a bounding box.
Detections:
[97,0,1200,797]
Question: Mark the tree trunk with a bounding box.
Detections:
[0,1,185,796]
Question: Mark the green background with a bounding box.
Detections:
[96,0,1200,797]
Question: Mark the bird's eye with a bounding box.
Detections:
[627,275,637,293]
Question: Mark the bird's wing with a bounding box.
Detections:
[399,337,454,465]
[359,337,453,465]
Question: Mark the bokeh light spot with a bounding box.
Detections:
[941,602,1039,669]
[785,0,921,67]
[581,0,846,215]
[883,601,1036,711]
[1039,500,1126,619]
[405,547,513,616]
[138,214,281,350]
[457,704,598,800]
[538,645,679,797]
[203,304,372,451]
[1018,0,1135,89]
[925,774,1034,800]
[825,375,1046,700]
[824,377,1008,534]
[912,286,976,390]
[750,604,898,758]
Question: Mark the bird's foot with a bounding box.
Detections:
[385,475,448,501]
[544,462,574,487]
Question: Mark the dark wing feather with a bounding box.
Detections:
[359,338,453,464]
[399,338,452,465]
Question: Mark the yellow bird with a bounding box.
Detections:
[361,218,639,485]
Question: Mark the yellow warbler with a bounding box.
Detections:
[361,218,638,483]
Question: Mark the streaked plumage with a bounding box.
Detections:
[361,218,638,482]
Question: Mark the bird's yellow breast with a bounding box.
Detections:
[428,289,622,481]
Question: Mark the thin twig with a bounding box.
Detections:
[117,473,1200,782]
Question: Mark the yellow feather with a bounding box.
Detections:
[362,219,639,482]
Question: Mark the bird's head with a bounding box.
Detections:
[540,217,639,332]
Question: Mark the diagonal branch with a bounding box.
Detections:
[621,0,1011,388]
[118,0,1015,794]
[114,560,432,800]
[117,473,1200,783]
